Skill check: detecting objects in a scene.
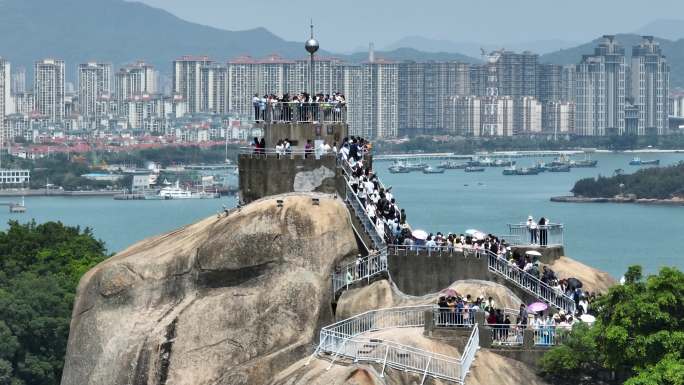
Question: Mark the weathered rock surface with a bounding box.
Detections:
[61,193,358,385]
[546,256,616,294]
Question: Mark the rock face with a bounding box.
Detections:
[546,256,617,294]
[61,193,358,385]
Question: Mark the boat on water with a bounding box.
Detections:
[405,162,430,171]
[468,158,493,167]
[515,167,540,176]
[438,161,468,169]
[491,159,515,167]
[549,165,571,172]
[156,181,220,200]
[465,166,485,173]
[549,154,571,167]
[388,163,411,173]
[571,158,598,168]
[422,166,445,174]
[502,166,518,176]
[629,157,660,166]
[503,167,540,175]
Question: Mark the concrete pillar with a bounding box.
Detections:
[475,312,491,348]
[523,328,535,348]
[424,310,434,337]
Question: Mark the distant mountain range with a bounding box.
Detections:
[383,36,581,57]
[1,0,684,88]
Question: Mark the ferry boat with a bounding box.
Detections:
[465,166,485,173]
[156,181,220,200]
[422,166,445,174]
[629,157,660,166]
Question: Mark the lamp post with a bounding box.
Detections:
[305,22,319,97]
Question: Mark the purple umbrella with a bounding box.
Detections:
[527,302,548,313]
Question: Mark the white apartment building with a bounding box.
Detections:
[519,96,542,133]
[78,62,112,120]
[200,64,228,114]
[115,62,158,111]
[34,58,65,123]
[630,36,669,135]
[0,58,10,142]
[173,56,212,114]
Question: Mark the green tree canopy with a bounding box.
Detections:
[540,266,684,385]
[0,221,108,385]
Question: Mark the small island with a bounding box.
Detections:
[552,161,684,205]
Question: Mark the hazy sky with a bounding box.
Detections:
[136,0,684,52]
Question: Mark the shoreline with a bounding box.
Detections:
[0,189,124,197]
[551,195,684,206]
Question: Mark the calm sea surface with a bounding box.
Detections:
[1,152,682,278]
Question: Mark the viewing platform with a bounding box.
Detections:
[253,102,347,125]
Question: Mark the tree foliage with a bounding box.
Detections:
[0,221,108,385]
[571,162,684,199]
[540,266,684,385]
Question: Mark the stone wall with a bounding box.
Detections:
[387,251,541,306]
[239,155,342,203]
[259,122,348,149]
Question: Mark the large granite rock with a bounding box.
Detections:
[61,193,358,385]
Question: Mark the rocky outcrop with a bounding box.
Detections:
[61,193,358,385]
[546,256,616,294]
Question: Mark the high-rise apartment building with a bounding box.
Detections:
[0,59,10,143]
[78,62,112,119]
[445,96,481,136]
[575,36,626,136]
[200,64,228,114]
[11,67,26,94]
[519,96,542,133]
[398,61,470,135]
[630,36,669,135]
[545,101,575,136]
[34,58,65,123]
[361,59,398,138]
[173,56,212,114]
[561,65,576,102]
[227,56,259,119]
[115,62,158,111]
[496,51,538,99]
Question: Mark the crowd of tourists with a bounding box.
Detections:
[252,92,347,122]
[435,294,593,346]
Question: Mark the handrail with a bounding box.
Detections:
[255,102,347,124]
[238,147,336,157]
[332,251,388,294]
[316,305,479,383]
[485,250,576,313]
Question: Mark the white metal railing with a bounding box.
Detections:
[460,324,479,380]
[254,102,347,123]
[508,223,564,247]
[313,306,479,384]
[388,244,492,258]
[332,251,388,293]
[486,251,576,313]
[238,147,336,158]
[533,325,571,346]
[487,324,524,346]
[433,308,477,327]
